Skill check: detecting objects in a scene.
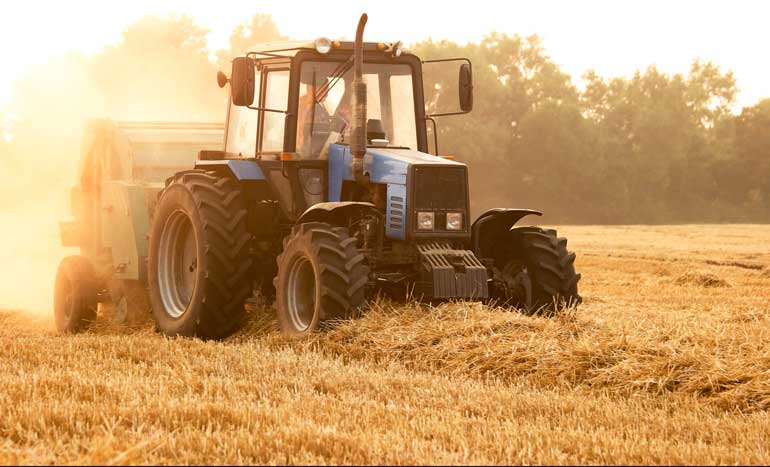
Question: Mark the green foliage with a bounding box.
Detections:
[416,35,758,224]
[91,15,224,121]
[217,14,286,68]
[727,99,770,215]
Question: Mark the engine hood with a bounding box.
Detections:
[327,144,470,241]
[327,144,465,186]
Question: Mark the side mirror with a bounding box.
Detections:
[230,57,255,107]
[423,58,474,117]
[459,63,473,113]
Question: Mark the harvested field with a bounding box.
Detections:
[2,225,770,465]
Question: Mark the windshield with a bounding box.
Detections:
[297,61,417,158]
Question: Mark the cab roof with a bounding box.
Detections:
[245,40,404,59]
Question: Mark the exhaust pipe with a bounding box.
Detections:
[351,13,368,162]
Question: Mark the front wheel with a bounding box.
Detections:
[275,223,369,336]
[489,227,581,313]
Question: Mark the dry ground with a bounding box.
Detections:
[1,225,770,465]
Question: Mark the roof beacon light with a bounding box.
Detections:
[315,37,332,54]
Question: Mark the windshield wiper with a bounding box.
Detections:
[314,55,354,103]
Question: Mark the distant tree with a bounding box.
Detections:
[5,15,228,207]
[216,14,286,69]
[580,61,737,222]
[735,99,770,163]
[729,99,770,214]
[92,15,224,121]
[414,34,582,218]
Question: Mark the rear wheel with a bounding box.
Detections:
[54,256,97,334]
[490,227,581,313]
[275,223,369,336]
[148,170,254,339]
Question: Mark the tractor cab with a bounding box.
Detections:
[205,39,474,220]
[219,39,470,158]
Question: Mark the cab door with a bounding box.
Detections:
[257,65,328,220]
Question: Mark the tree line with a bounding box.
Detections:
[416,36,770,223]
[1,15,768,223]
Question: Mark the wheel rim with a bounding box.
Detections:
[286,256,317,332]
[158,210,198,319]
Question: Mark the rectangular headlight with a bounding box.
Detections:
[417,212,435,230]
[446,212,463,231]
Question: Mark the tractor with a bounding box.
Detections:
[54,14,581,339]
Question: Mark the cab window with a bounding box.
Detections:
[261,70,290,154]
[296,61,417,159]
[225,72,260,157]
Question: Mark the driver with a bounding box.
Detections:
[296,76,329,159]
[297,68,355,159]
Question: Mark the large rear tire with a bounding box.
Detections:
[490,227,581,313]
[275,223,369,336]
[148,170,254,339]
[54,256,98,334]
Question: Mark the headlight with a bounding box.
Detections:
[417,212,435,230]
[446,212,463,231]
[315,37,332,54]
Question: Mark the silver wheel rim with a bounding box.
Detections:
[158,210,198,319]
[286,256,317,332]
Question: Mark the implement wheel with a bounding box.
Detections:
[275,223,369,336]
[148,170,254,339]
[54,256,97,334]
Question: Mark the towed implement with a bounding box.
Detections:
[55,14,581,338]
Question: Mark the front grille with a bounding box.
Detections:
[414,167,468,211]
[412,166,469,233]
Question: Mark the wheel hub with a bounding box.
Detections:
[496,262,533,308]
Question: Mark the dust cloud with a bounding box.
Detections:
[0,209,74,313]
[0,59,93,313]
[0,17,227,314]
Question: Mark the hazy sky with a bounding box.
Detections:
[1,0,768,110]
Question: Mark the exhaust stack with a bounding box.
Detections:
[350,14,368,160]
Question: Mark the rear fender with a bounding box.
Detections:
[471,209,543,259]
[297,202,381,227]
[194,160,265,181]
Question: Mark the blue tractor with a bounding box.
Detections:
[139,15,581,339]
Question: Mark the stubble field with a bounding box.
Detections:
[1,225,769,465]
